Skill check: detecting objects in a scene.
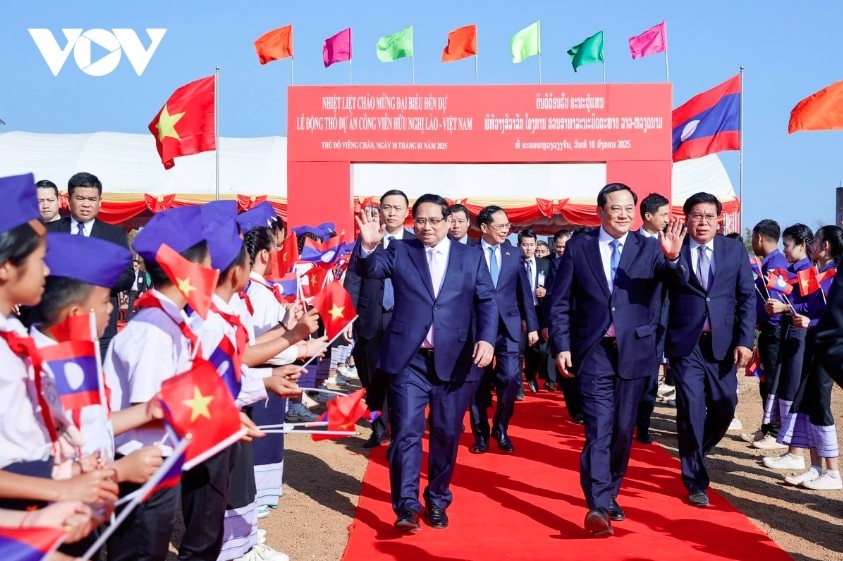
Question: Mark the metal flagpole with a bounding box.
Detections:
[538,20,542,85]
[349,59,353,85]
[739,66,744,232]
[475,27,479,84]
[291,56,295,85]
[664,21,670,83]
[214,66,220,201]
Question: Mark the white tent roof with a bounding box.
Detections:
[0,131,736,203]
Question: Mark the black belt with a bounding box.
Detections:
[418,348,435,358]
[601,337,618,348]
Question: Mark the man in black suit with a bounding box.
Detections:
[633,193,671,444]
[518,229,552,393]
[45,172,134,356]
[448,203,477,245]
[126,258,150,320]
[665,192,755,508]
[345,189,414,448]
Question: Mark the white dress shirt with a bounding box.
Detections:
[639,228,659,239]
[523,256,538,305]
[480,239,502,275]
[598,228,629,337]
[689,238,715,332]
[70,217,94,237]
[382,228,405,248]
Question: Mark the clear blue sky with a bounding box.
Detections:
[2,0,841,233]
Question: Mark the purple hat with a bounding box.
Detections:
[203,218,243,271]
[235,201,278,234]
[201,200,238,226]
[46,233,132,288]
[133,206,205,263]
[0,173,40,235]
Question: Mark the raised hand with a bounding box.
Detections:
[660,218,686,260]
[354,207,385,251]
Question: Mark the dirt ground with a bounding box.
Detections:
[188,373,842,561]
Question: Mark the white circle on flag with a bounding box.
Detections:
[63,362,86,391]
[680,120,700,142]
[321,251,336,263]
[216,361,230,377]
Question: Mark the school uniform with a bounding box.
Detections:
[104,289,193,561]
[755,249,790,433]
[772,257,812,446]
[246,272,294,510]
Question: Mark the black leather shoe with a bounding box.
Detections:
[425,504,449,529]
[688,491,709,508]
[515,389,525,401]
[636,430,654,445]
[491,429,514,453]
[608,497,625,521]
[362,432,383,449]
[545,382,557,392]
[527,378,539,393]
[394,510,421,532]
[584,508,613,537]
[573,414,585,425]
[469,435,489,454]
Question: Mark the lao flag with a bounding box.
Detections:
[745,347,764,379]
[143,444,184,500]
[749,256,763,278]
[207,336,242,400]
[39,340,101,411]
[672,74,741,162]
[300,236,341,263]
[267,273,298,303]
[766,270,793,296]
[292,222,335,239]
[51,313,95,343]
[0,526,66,561]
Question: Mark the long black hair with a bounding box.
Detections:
[815,225,843,265]
[782,223,814,252]
[0,222,43,267]
[244,227,275,267]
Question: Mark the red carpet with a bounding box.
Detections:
[341,391,794,561]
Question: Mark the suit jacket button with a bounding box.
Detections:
[425,325,430,330]
[611,307,616,312]
[433,306,439,310]
[706,297,711,302]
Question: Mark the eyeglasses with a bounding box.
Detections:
[490,223,512,231]
[688,213,719,224]
[414,217,446,227]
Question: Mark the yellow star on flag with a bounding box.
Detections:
[182,386,213,422]
[155,104,186,142]
[177,277,196,297]
[328,303,345,321]
[801,278,810,290]
[309,273,318,286]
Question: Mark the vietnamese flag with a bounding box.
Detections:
[156,244,219,319]
[311,280,356,340]
[271,232,298,277]
[797,267,821,296]
[312,389,372,441]
[254,25,293,64]
[788,81,843,134]
[159,359,245,470]
[441,25,477,62]
[303,264,329,298]
[0,526,66,561]
[148,75,215,169]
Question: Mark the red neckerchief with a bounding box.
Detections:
[134,291,201,354]
[210,304,249,360]
[0,330,58,443]
[238,286,255,315]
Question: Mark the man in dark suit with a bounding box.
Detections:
[448,203,477,245]
[344,189,414,448]
[468,207,538,455]
[633,193,671,444]
[518,229,551,393]
[126,258,150,320]
[664,192,755,508]
[548,183,684,537]
[46,172,134,357]
[355,193,497,532]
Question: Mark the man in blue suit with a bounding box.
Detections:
[355,193,497,533]
[665,192,755,507]
[548,183,685,537]
[469,206,538,454]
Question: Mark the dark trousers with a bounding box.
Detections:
[549,352,582,418]
[578,341,648,511]
[387,351,474,514]
[757,324,782,434]
[635,370,659,434]
[178,447,237,561]
[470,331,520,438]
[106,481,180,561]
[671,337,738,493]
[353,324,390,437]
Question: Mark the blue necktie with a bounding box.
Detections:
[76,222,85,237]
[382,237,394,310]
[488,246,500,287]
[609,239,621,285]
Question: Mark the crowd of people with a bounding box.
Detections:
[2,171,843,561]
